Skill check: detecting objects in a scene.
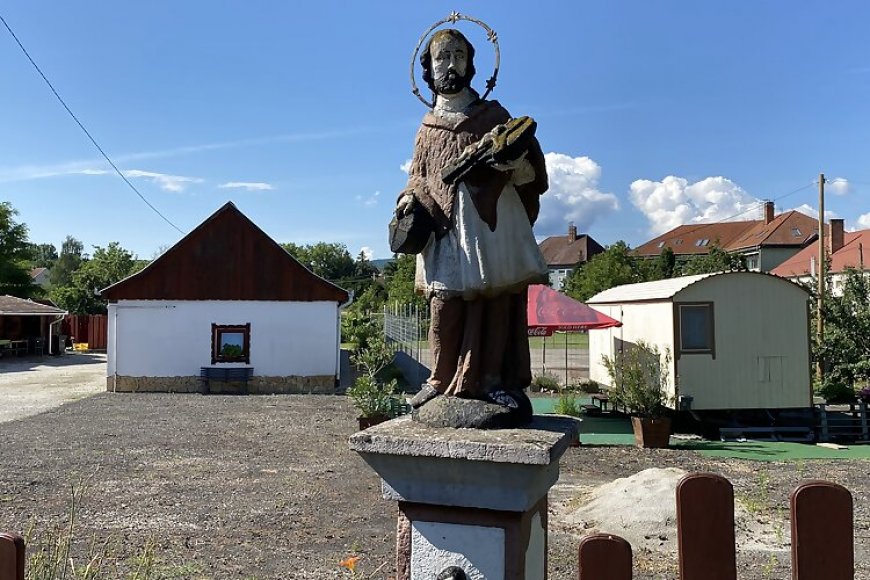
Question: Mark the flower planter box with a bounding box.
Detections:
[631,416,671,449]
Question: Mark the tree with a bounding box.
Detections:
[563,241,651,301]
[809,268,870,401]
[0,202,36,297]
[52,235,85,288]
[682,243,746,275]
[655,246,677,279]
[384,253,425,308]
[26,242,58,269]
[281,242,355,281]
[51,242,143,314]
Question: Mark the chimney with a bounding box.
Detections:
[764,200,774,224]
[830,218,844,254]
[568,223,577,243]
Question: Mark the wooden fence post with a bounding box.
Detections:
[577,534,632,580]
[791,480,853,580]
[676,473,736,580]
[0,533,25,580]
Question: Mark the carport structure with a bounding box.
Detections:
[0,295,67,356]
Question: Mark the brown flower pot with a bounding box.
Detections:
[358,414,390,430]
[631,416,671,449]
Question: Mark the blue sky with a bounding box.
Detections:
[2,1,869,260]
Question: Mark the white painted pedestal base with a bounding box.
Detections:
[350,415,579,580]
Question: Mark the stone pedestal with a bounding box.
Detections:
[349,415,580,580]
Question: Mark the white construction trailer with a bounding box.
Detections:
[587,272,812,411]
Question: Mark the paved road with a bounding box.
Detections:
[0,352,106,423]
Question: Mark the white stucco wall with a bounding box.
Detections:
[107,300,340,378]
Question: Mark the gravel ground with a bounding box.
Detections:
[0,393,867,579]
[0,352,105,422]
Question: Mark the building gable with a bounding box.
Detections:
[102,202,349,303]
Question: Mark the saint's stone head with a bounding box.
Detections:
[421,29,476,95]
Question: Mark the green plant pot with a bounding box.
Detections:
[631,416,671,449]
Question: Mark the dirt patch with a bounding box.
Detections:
[0,394,866,579]
[0,353,106,423]
[558,467,789,557]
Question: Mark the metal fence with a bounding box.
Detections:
[383,303,431,388]
[383,303,590,387]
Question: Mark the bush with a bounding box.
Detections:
[348,337,397,418]
[553,391,582,417]
[574,380,600,394]
[815,379,856,404]
[601,341,672,418]
[347,376,398,419]
[530,372,560,393]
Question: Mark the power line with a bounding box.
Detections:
[0,13,185,235]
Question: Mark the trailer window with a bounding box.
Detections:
[678,304,713,354]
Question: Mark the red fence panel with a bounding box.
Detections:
[577,534,632,580]
[677,473,737,580]
[0,533,24,580]
[791,480,853,580]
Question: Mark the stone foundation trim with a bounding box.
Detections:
[107,375,335,394]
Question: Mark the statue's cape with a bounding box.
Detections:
[401,100,548,235]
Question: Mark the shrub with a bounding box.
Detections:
[553,391,582,417]
[574,380,600,394]
[347,376,398,419]
[530,372,560,393]
[815,379,856,404]
[348,337,397,418]
[601,341,672,418]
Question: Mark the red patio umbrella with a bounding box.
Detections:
[526,284,621,336]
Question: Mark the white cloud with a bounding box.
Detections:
[858,213,870,229]
[359,246,374,260]
[828,177,850,196]
[219,181,273,191]
[76,168,109,175]
[629,175,759,235]
[789,204,839,221]
[356,190,380,207]
[123,169,203,192]
[535,153,620,236]
[400,159,412,174]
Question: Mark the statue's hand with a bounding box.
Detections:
[489,150,528,173]
[396,193,416,218]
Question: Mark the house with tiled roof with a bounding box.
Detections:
[633,202,818,272]
[771,219,869,293]
[537,224,605,289]
[30,267,50,288]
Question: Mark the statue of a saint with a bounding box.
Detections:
[397,26,549,418]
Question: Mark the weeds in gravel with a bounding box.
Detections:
[22,474,191,580]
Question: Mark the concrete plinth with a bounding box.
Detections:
[349,415,580,580]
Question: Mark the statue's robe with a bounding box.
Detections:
[401,99,549,397]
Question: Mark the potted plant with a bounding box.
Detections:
[348,337,398,430]
[602,341,673,448]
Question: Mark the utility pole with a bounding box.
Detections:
[817,173,826,381]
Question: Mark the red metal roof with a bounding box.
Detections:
[102,202,349,303]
